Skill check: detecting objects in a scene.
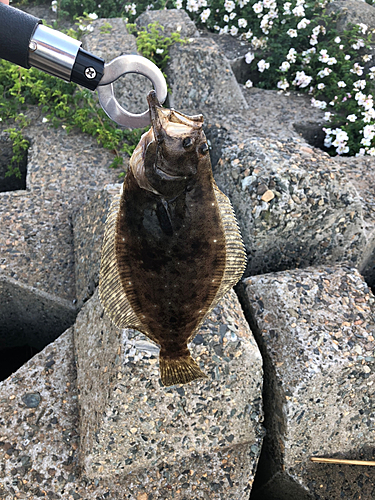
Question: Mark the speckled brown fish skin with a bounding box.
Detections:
[99,90,246,386]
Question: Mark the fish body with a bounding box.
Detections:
[99,91,246,386]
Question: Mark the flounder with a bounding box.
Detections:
[99,90,246,386]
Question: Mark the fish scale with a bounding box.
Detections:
[99,90,246,386]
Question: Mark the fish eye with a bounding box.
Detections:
[199,143,209,155]
[182,137,193,148]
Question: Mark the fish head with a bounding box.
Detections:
[130,91,210,199]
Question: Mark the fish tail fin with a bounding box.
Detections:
[159,353,207,386]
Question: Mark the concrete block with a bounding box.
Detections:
[211,134,366,276]
[0,123,118,305]
[75,288,264,499]
[166,37,248,116]
[136,9,200,38]
[241,266,375,500]
[0,329,80,499]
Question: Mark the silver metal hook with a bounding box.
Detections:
[97,54,168,128]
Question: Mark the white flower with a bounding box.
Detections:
[86,24,94,32]
[238,18,248,28]
[197,0,207,6]
[186,0,199,12]
[245,79,253,88]
[368,148,375,156]
[277,78,290,90]
[350,63,364,76]
[337,81,346,88]
[317,67,332,78]
[310,35,318,46]
[124,3,136,15]
[229,12,236,20]
[42,117,49,123]
[224,0,236,12]
[334,36,341,43]
[336,144,349,154]
[51,0,57,13]
[260,15,273,35]
[297,18,310,29]
[356,148,366,157]
[251,36,266,49]
[358,23,368,34]
[327,57,337,65]
[312,26,321,36]
[352,39,365,50]
[200,8,211,22]
[301,48,315,65]
[324,112,332,121]
[175,0,183,8]
[223,14,229,22]
[292,5,305,16]
[361,125,375,146]
[347,114,357,122]
[244,29,253,39]
[345,55,351,60]
[155,48,164,54]
[283,2,292,14]
[280,61,290,72]
[362,54,373,62]
[318,49,329,63]
[253,2,263,13]
[88,12,98,19]
[363,125,375,139]
[362,109,375,123]
[317,83,325,89]
[258,59,270,72]
[369,67,375,80]
[230,25,239,36]
[311,97,327,109]
[245,51,255,64]
[353,80,366,90]
[287,29,298,38]
[293,70,312,88]
[286,48,297,63]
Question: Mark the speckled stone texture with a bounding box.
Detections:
[212,133,366,276]
[0,329,80,500]
[0,117,118,351]
[326,0,375,33]
[166,37,248,116]
[240,266,375,500]
[75,288,264,499]
[136,8,199,38]
[82,18,154,116]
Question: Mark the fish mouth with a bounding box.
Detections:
[147,90,186,181]
[147,90,163,139]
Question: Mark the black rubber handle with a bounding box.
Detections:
[0,3,41,68]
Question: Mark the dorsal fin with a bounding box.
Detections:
[99,191,145,331]
[187,183,246,341]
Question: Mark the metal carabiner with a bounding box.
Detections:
[97,54,168,129]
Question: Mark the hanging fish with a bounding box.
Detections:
[99,90,246,386]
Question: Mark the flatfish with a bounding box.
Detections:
[99,90,246,386]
